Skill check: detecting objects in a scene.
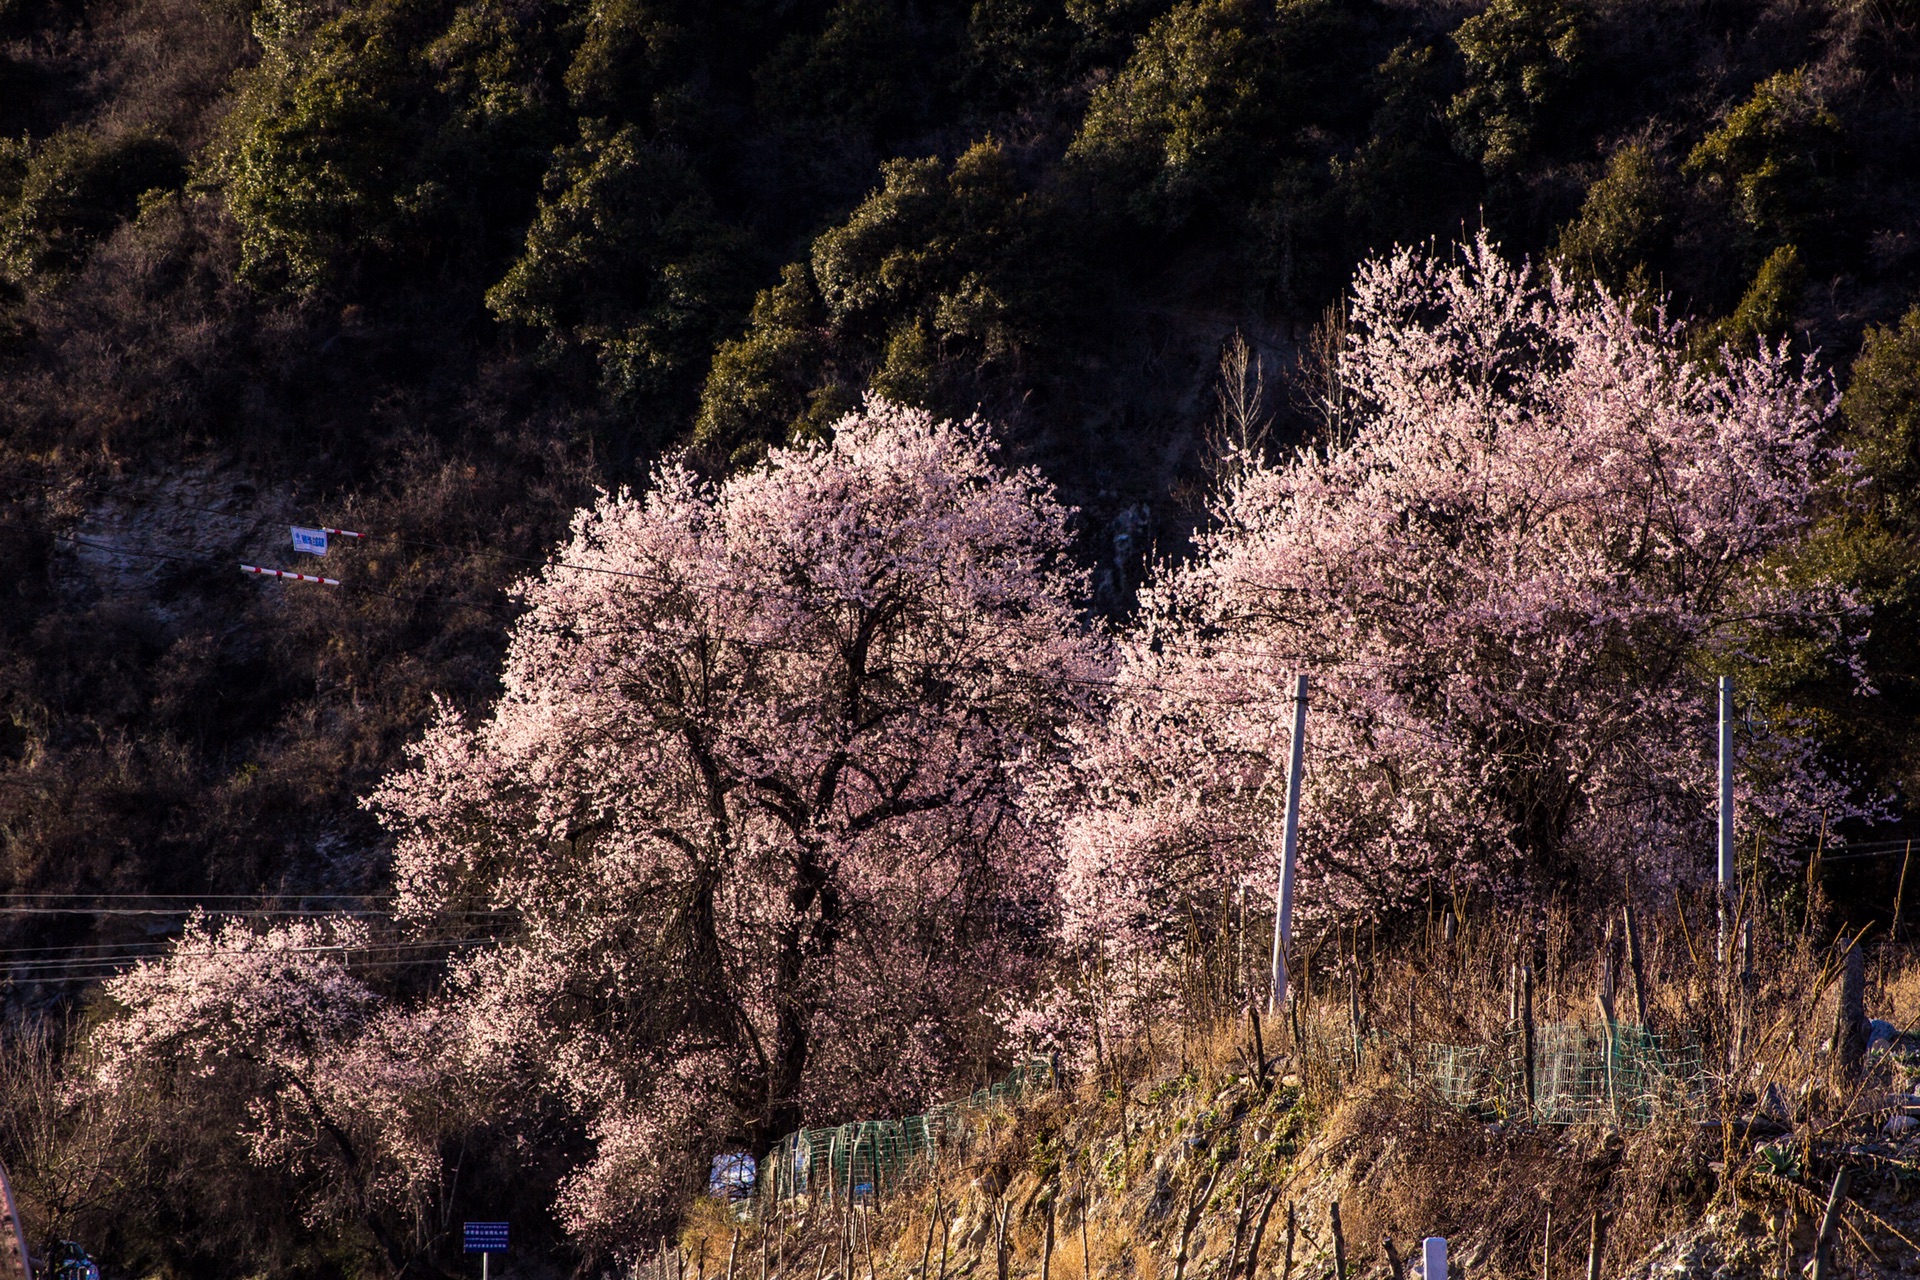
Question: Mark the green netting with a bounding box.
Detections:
[1425,1043,1493,1110]
[1531,1022,1702,1126]
[760,1059,1054,1204]
[1420,1022,1701,1128]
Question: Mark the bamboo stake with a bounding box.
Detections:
[1673,890,1703,971]
[1585,1211,1605,1280]
[1348,968,1363,1078]
[727,1230,739,1280]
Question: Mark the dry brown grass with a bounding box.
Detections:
[673,890,1920,1280]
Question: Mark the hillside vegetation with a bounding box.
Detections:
[5,0,1920,928]
[6,0,1920,1276]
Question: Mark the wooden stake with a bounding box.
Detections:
[996,1200,1009,1280]
[1248,1004,1268,1087]
[1541,1207,1550,1280]
[1041,1199,1056,1280]
[1584,1212,1605,1280]
[1224,1188,1252,1280]
[1172,1171,1216,1280]
[727,1230,739,1280]
[1329,1201,1347,1280]
[1243,1189,1279,1280]
[1080,1181,1094,1280]
[937,1193,951,1280]
[1834,936,1868,1083]
[918,1186,937,1280]
[1383,1237,1406,1280]
[1895,840,1913,940]
[1521,960,1537,1116]
[1811,1168,1850,1280]
[1281,1201,1296,1280]
[812,1244,829,1280]
[1622,899,1650,1028]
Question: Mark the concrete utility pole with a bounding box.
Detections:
[1718,676,1734,966]
[1268,674,1308,1017]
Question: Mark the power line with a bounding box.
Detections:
[0,907,509,917]
[4,954,493,984]
[0,936,503,983]
[0,936,494,968]
[0,898,393,905]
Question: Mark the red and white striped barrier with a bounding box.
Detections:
[323,527,363,539]
[240,563,340,586]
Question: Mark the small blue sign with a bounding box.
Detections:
[464,1223,509,1253]
[291,527,329,556]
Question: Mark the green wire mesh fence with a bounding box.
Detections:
[1421,1021,1702,1127]
[758,1059,1056,1206]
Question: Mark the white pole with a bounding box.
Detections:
[1422,1237,1447,1280]
[0,1153,28,1280]
[1718,676,1734,965]
[1268,673,1309,1016]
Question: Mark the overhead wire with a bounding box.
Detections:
[0,935,505,983]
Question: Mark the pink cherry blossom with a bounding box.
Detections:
[1049,236,1871,966]
[367,397,1108,1243]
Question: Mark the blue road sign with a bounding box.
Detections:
[464,1223,509,1253]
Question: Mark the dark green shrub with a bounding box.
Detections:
[487,120,752,416]
[1068,0,1356,229]
[1683,69,1843,252]
[1844,306,1920,531]
[1553,142,1668,294]
[695,263,833,458]
[1333,41,1466,258]
[696,139,1066,455]
[1447,0,1585,172]
[754,0,933,142]
[212,2,416,293]
[0,129,186,286]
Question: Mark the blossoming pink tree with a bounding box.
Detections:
[86,918,461,1270]
[1052,236,1869,963]
[368,398,1106,1245]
